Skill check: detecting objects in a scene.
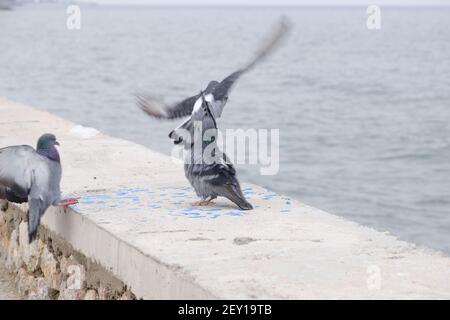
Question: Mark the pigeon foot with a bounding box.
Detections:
[190,200,208,206]
[191,197,216,206]
[59,198,79,213]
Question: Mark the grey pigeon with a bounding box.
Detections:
[0,134,78,242]
[136,16,291,143]
[183,93,253,210]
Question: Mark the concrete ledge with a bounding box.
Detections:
[1,97,450,299]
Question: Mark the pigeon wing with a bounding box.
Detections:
[0,145,37,197]
[212,16,291,101]
[27,197,49,242]
[136,93,201,120]
[203,161,252,210]
[27,161,61,242]
[0,145,60,241]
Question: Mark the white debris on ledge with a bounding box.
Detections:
[69,125,100,139]
[0,96,450,300]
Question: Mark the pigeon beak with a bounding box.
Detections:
[55,141,60,146]
[169,130,183,145]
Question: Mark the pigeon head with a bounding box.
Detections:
[169,130,184,145]
[169,117,194,149]
[169,126,191,148]
[204,81,219,94]
[37,133,60,162]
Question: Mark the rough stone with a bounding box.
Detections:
[40,246,60,290]
[97,286,109,300]
[18,222,40,273]
[84,289,98,300]
[57,263,86,300]
[58,280,85,300]
[0,211,5,226]
[0,223,8,255]
[119,291,134,300]
[0,201,133,300]
[6,229,21,272]
[28,277,49,300]
[0,200,7,212]
[59,256,69,275]
[60,255,79,276]
[16,268,34,296]
[66,263,86,291]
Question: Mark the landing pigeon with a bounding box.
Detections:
[184,93,253,210]
[0,134,78,242]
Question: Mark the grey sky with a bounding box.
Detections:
[81,0,450,6]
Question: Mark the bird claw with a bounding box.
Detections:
[190,200,206,206]
[60,197,79,213]
[191,199,215,206]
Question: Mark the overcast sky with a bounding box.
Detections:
[81,0,450,6]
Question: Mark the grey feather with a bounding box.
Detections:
[28,198,49,242]
[184,96,253,210]
[0,143,62,242]
[137,16,291,122]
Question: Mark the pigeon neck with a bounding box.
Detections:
[37,146,60,163]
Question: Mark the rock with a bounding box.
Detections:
[0,200,7,212]
[0,211,5,226]
[97,286,109,300]
[66,263,86,290]
[0,207,136,301]
[58,280,85,300]
[84,289,98,300]
[58,263,86,300]
[59,256,69,275]
[0,221,8,255]
[18,222,40,272]
[6,229,21,272]
[119,291,134,300]
[24,242,40,273]
[28,277,49,300]
[18,221,28,250]
[38,238,46,253]
[16,268,34,296]
[40,247,60,290]
[60,255,80,276]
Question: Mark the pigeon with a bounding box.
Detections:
[137,18,291,209]
[0,134,78,242]
[136,16,291,145]
[183,93,253,210]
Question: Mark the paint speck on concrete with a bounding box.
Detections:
[74,187,296,220]
[233,237,257,245]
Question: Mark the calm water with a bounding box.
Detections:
[0,6,449,254]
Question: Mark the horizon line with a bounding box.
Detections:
[73,3,450,8]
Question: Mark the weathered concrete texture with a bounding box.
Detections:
[0,97,450,299]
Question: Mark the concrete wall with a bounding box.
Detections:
[0,97,449,299]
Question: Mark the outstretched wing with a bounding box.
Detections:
[136,93,201,120]
[211,16,292,101]
[137,17,291,121]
